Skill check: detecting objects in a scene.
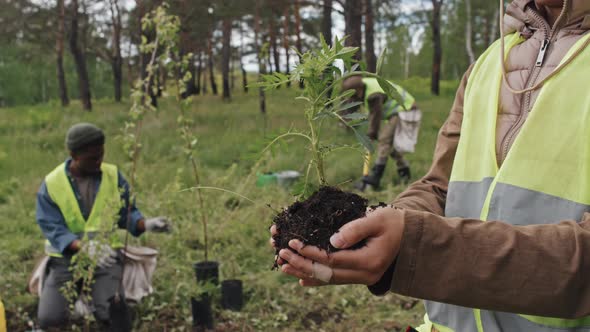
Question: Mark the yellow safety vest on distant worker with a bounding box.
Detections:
[421,33,590,332]
[43,162,123,257]
[0,297,6,332]
[361,77,415,119]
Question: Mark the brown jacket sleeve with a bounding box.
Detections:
[392,211,590,319]
[391,65,471,214]
[368,66,469,294]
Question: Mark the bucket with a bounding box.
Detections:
[275,170,301,187]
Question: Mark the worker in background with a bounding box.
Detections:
[274,0,590,331]
[341,76,421,190]
[36,123,171,329]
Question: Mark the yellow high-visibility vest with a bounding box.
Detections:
[362,77,415,119]
[424,32,590,332]
[44,162,123,257]
[0,297,6,332]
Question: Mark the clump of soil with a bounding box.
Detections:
[272,186,368,268]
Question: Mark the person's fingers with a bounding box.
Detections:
[281,264,313,280]
[288,238,389,271]
[329,214,385,249]
[279,249,313,272]
[270,224,277,236]
[299,267,377,286]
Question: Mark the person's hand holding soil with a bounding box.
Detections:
[271,206,405,287]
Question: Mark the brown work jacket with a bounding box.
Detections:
[373,0,590,319]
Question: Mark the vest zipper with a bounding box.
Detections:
[499,6,560,165]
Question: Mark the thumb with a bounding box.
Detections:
[330,213,383,249]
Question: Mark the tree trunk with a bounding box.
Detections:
[239,22,248,93]
[196,51,202,95]
[282,4,291,86]
[322,0,333,45]
[56,0,69,106]
[269,14,280,74]
[222,17,232,100]
[109,0,123,102]
[202,59,208,94]
[489,6,500,46]
[465,0,475,64]
[294,0,304,88]
[69,0,92,111]
[364,0,376,72]
[207,30,218,95]
[344,0,363,61]
[255,0,266,114]
[430,0,443,96]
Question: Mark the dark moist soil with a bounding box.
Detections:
[272,186,368,268]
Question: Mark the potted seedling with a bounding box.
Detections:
[169,33,219,331]
[254,36,404,263]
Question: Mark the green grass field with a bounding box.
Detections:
[0,78,457,331]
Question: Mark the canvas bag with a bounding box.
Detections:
[394,108,422,153]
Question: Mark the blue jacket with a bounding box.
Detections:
[36,159,144,254]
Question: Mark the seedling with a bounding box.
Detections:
[253,36,404,262]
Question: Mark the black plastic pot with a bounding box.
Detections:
[108,293,132,332]
[194,261,219,285]
[221,279,243,311]
[191,295,214,330]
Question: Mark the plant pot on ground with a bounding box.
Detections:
[192,261,219,330]
[191,294,214,331]
[194,261,219,286]
[221,279,243,311]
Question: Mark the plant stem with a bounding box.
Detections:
[174,77,210,262]
[308,112,326,185]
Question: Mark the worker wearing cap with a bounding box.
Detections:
[341,75,419,190]
[36,123,171,329]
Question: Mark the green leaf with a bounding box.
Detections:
[340,110,366,120]
[353,128,374,153]
[376,77,406,111]
[376,48,387,75]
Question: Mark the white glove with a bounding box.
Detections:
[144,216,171,233]
[81,240,118,269]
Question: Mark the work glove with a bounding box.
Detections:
[80,240,118,269]
[144,216,171,233]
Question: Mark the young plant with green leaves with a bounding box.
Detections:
[254,36,404,194]
[60,5,181,328]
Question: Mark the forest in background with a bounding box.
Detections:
[0,0,499,108]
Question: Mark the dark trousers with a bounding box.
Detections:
[37,255,124,329]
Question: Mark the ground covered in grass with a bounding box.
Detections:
[0,78,457,331]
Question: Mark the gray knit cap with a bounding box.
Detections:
[65,123,105,152]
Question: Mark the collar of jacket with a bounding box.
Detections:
[504,0,590,35]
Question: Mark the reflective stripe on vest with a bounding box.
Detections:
[426,32,590,331]
[44,162,123,257]
[361,78,415,119]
